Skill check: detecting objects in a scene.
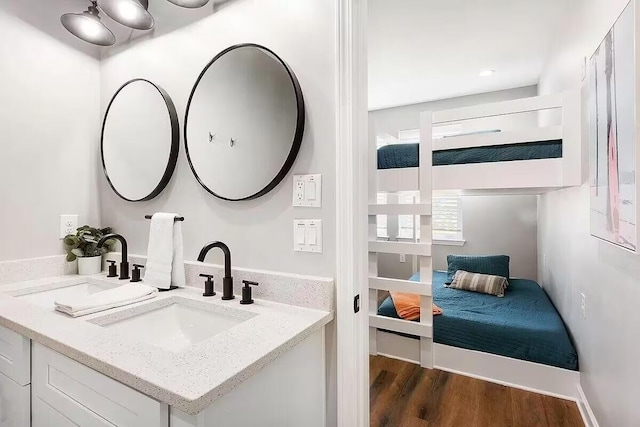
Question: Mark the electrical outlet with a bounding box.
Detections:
[295,181,305,201]
[580,293,586,319]
[399,254,406,263]
[293,174,322,207]
[60,215,78,239]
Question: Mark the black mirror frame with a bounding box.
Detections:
[184,43,306,202]
[101,78,180,202]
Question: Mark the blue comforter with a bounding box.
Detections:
[378,271,578,370]
[377,140,563,169]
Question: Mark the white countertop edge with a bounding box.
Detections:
[0,277,334,415]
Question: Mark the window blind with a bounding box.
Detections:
[432,195,463,239]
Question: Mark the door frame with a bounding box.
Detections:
[335,0,369,426]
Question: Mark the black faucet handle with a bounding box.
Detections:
[200,274,215,297]
[240,280,258,305]
[131,264,144,283]
[107,260,117,278]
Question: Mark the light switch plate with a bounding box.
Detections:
[293,174,322,207]
[293,219,323,253]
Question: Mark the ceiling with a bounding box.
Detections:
[368,0,567,110]
[0,0,234,58]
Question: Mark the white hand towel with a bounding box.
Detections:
[144,212,186,290]
[54,283,157,318]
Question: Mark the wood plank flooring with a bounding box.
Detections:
[370,355,583,427]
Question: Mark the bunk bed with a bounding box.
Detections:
[368,91,582,401]
[377,91,582,193]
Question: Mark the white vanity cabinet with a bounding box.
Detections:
[31,343,169,427]
[0,324,31,427]
[170,329,326,427]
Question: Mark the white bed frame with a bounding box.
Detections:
[375,330,580,400]
[377,91,583,193]
[368,92,583,402]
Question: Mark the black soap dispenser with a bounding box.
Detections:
[131,264,144,283]
[200,274,216,297]
[107,260,118,278]
[240,280,258,305]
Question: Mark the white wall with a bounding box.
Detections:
[378,195,538,280]
[538,0,640,425]
[98,0,336,278]
[0,9,101,261]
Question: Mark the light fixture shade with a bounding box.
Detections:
[166,0,210,8]
[61,5,115,46]
[100,0,154,31]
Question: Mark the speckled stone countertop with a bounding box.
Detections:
[0,275,333,415]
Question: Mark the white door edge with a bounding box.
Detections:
[335,0,369,426]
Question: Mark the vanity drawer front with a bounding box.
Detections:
[0,324,30,385]
[32,343,168,427]
[0,371,30,427]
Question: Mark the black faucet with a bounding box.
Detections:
[98,234,129,280]
[197,241,234,300]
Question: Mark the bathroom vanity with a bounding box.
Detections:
[0,272,333,426]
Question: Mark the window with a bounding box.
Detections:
[376,192,464,244]
[432,195,463,242]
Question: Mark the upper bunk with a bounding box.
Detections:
[376,91,582,194]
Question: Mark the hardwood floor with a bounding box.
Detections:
[370,355,583,427]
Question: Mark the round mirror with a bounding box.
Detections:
[184,44,305,201]
[101,79,179,202]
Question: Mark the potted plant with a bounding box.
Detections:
[63,226,116,275]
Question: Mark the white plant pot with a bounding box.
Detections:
[77,256,102,276]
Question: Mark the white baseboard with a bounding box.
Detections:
[374,331,580,401]
[577,384,599,427]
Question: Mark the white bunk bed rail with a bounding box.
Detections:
[368,111,434,369]
[377,91,582,194]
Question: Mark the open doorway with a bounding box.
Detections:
[366,1,584,425]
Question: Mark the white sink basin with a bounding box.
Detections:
[93,298,255,352]
[16,282,113,310]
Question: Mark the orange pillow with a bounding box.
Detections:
[389,292,443,320]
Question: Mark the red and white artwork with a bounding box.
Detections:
[589,1,637,252]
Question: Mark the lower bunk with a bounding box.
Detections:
[374,271,580,400]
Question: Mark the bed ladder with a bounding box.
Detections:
[368,112,434,369]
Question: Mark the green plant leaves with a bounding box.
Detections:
[63,225,114,263]
[71,248,84,257]
[63,235,80,248]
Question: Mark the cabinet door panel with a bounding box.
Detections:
[0,371,29,427]
[33,396,82,427]
[0,324,30,385]
[32,342,168,427]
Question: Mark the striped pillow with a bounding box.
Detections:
[445,255,510,284]
[447,270,508,297]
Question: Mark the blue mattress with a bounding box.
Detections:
[377,140,563,169]
[377,271,578,370]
